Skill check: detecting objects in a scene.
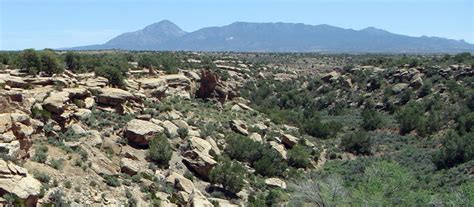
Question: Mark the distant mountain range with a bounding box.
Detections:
[68,20,474,53]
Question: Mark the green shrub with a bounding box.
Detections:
[434,131,474,169]
[20,49,41,75]
[32,145,48,163]
[225,133,262,162]
[64,180,72,189]
[209,157,246,194]
[302,117,341,139]
[287,144,312,168]
[64,51,82,72]
[253,147,286,177]
[95,65,126,88]
[177,128,189,139]
[396,103,426,135]
[361,108,382,131]
[34,171,51,183]
[341,130,372,155]
[31,108,51,122]
[103,174,121,187]
[49,158,64,170]
[148,134,173,167]
[41,50,63,75]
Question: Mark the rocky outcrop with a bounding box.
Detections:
[0,160,42,207]
[124,119,164,147]
[166,172,195,194]
[42,91,70,114]
[229,120,248,136]
[182,150,217,179]
[265,177,287,189]
[96,88,139,106]
[281,134,299,148]
[196,70,238,102]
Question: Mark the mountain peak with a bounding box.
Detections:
[360,27,390,35]
[142,20,186,34]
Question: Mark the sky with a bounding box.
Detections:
[0,0,473,50]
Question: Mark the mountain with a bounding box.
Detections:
[69,20,474,53]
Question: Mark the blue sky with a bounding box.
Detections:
[0,0,473,50]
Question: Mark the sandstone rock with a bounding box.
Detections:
[392,83,409,94]
[269,141,287,159]
[0,113,12,133]
[124,119,164,147]
[0,160,42,206]
[186,190,213,207]
[84,97,95,109]
[136,78,167,89]
[0,140,20,159]
[322,71,340,83]
[162,120,179,138]
[265,177,287,189]
[166,172,195,194]
[249,133,263,143]
[189,137,212,155]
[96,88,138,106]
[281,134,299,148]
[42,91,70,114]
[182,150,217,179]
[229,120,248,136]
[73,108,92,120]
[64,88,90,99]
[205,137,221,156]
[69,123,86,135]
[120,157,140,176]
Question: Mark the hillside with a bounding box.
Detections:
[0,50,473,206]
[68,20,474,53]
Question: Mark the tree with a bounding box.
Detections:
[361,108,382,130]
[41,50,63,75]
[434,130,474,169]
[341,130,372,155]
[20,49,42,75]
[287,144,312,168]
[253,147,286,177]
[148,134,173,167]
[64,51,82,72]
[209,157,246,194]
[95,65,126,88]
[396,102,426,135]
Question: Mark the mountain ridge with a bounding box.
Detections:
[68,20,474,53]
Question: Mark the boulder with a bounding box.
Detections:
[96,88,138,106]
[265,177,287,189]
[0,160,42,206]
[189,137,212,155]
[42,91,70,114]
[182,150,217,179]
[124,119,164,147]
[186,190,213,207]
[229,120,248,136]
[249,133,263,143]
[0,113,12,133]
[269,141,287,159]
[281,134,299,148]
[166,172,195,194]
[162,120,179,138]
[0,140,20,159]
[120,158,140,176]
[392,83,409,94]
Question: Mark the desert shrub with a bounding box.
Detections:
[225,133,262,162]
[34,171,51,183]
[353,161,417,206]
[32,145,48,163]
[103,174,121,187]
[302,117,341,139]
[287,144,312,168]
[49,158,64,170]
[209,157,246,194]
[341,130,372,155]
[418,80,432,97]
[95,65,126,88]
[49,190,68,206]
[361,108,382,131]
[31,107,51,122]
[434,131,474,169]
[148,134,172,167]
[457,112,474,134]
[64,180,72,189]
[253,147,286,177]
[396,102,426,135]
[177,128,189,139]
[288,174,348,206]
